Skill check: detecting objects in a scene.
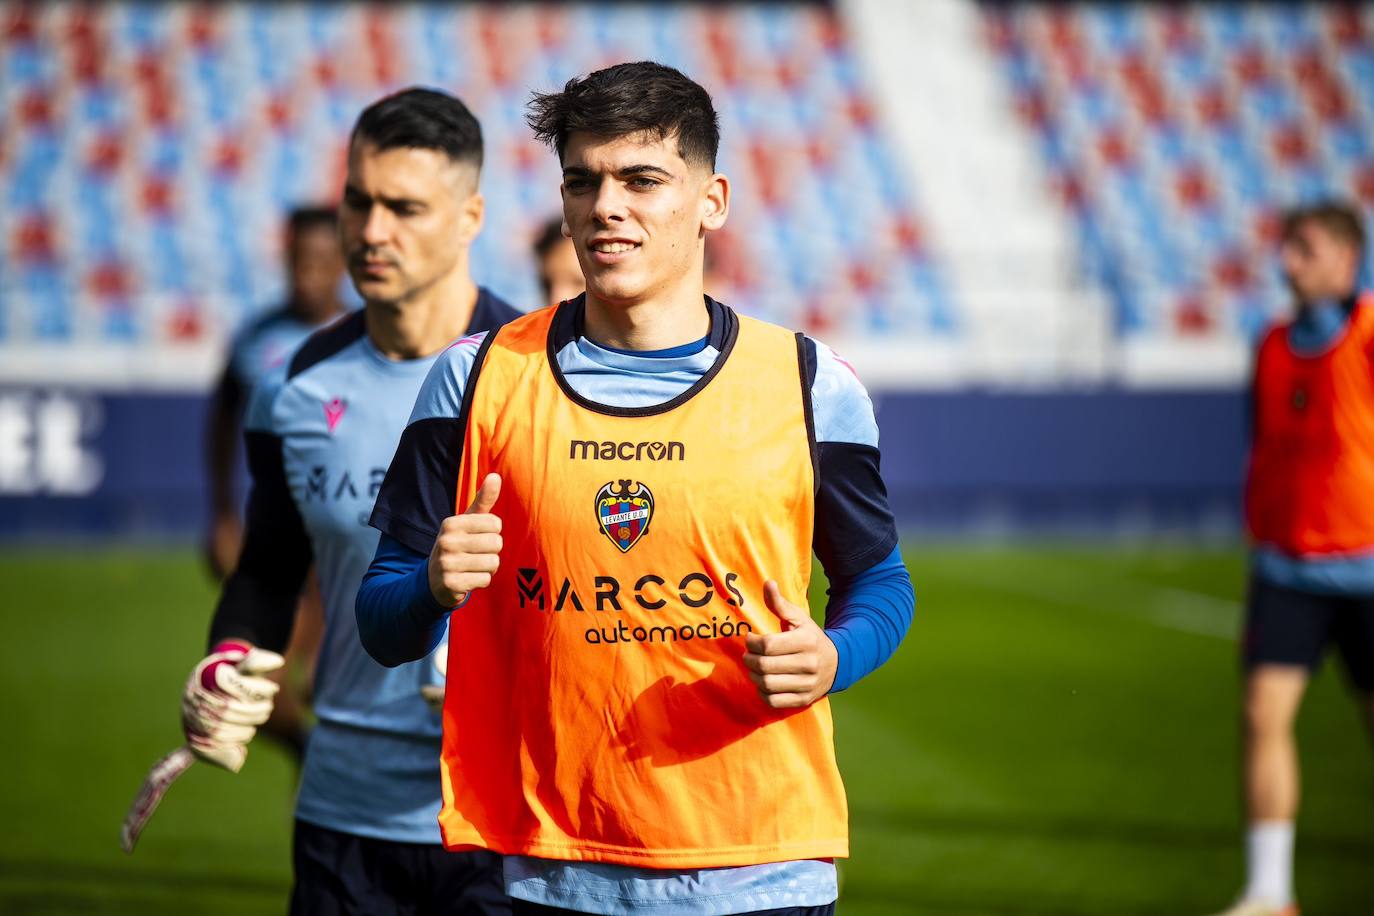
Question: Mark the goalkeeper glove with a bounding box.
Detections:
[181,640,284,773]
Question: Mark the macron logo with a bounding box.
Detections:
[323,398,347,434]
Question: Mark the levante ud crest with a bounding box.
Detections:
[596,479,654,553]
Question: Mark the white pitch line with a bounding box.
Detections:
[1139,586,1241,640]
[931,567,1240,641]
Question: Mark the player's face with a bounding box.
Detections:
[339,141,482,308]
[560,131,727,306]
[288,224,345,319]
[1281,220,1361,306]
[538,234,584,306]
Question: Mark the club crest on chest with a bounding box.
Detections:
[595,479,654,553]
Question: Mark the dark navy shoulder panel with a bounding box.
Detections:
[287,310,367,380]
[468,287,522,334]
[814,442,899,579]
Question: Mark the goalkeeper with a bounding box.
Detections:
[178,87,518,914]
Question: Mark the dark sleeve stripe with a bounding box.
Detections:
[468,287,523,333]
[796,332,820,493]
[208,430,314,651]
[813,441,900,579]
[370,417,466,555]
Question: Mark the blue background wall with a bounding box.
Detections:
[875,390,1247,536]
[0,387,1249,542]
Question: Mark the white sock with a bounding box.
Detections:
[1242,820,1295,907]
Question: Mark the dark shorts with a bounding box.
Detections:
[511,901,834,916]
[290,819,509,916]
[1244,576,1374,692]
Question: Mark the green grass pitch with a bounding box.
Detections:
[1,546,1370,914]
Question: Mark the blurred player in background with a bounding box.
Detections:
[181,88,518,915]
[203,205,347,762]
[205,206,347,579]
[1218,201,1374,916]
[532,216,584,306]
[357,61,915,915]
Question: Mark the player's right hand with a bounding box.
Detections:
[181,641,284,773]
[428,473,503,608]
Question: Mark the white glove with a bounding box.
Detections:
[181,641,284,773]
[420,642,448,712]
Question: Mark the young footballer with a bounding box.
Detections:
[358,62,915,915]
[205,206,348,580]
[181,88,519,915]
[1215,201,1374,916]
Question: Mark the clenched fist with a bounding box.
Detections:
[742,580,838,709]
[428,473,503,607]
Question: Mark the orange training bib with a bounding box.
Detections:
[437,302,849,867]
[1246,294,1374,556]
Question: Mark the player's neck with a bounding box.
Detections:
[366,272,479,361]
[582,283,710,352]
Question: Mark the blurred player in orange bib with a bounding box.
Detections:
[359,61,916,914]
[1215,201,1374,916]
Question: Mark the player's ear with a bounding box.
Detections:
[701,172,729,233]
[457,191,484,246]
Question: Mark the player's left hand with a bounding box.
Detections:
[742,581,837,709]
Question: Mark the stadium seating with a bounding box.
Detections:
[6,3,1374,381]
[0,2,952,371]
[985,3,1374,340]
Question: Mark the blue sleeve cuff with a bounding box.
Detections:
[823,545,914,693]
[356,534,452,667]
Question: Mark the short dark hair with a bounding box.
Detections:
[526,61,719,169]
[1282,200,1366,257]
[287,206,337,238]
[532,216,567,260]
[350,87,483,171]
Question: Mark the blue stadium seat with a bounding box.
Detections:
[987,3,1374,340]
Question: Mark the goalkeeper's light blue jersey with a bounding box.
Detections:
[242,291,518,843]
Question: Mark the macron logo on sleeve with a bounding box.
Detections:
[323,398,347,434]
